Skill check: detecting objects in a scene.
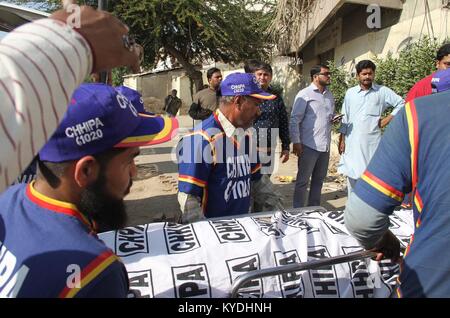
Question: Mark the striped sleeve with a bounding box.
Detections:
[354,106,412,214]
[59,250,128,298]
[0,18,92,192]
[178,133,213,198]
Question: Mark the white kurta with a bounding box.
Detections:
[338,84,405,179]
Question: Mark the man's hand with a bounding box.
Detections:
[338,135,345,155]
[379,115,393,129]
[292,143,303,157]
[51,5,140,73]
[280,150,290,163]
[371,230,401,263]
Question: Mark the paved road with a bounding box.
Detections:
[125,115,347,227]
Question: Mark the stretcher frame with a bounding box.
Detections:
[207,207,379,298]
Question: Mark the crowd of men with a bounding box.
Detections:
[1,3,450,298]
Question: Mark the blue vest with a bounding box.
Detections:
[356,90,450,297]
[0,183,129,297]
[178,114,261,218]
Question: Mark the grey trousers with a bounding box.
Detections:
[293,145,330,208]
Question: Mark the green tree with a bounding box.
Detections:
[113,0,274,92]
[375,37,441,98]
[10,0,275,91]
[327,60,357,113]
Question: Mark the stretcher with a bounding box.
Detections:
[230,249,378,298]
[99,207,413,298]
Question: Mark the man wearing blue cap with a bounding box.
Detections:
[177,72,276,223]
[344,68,450,297]
[0,83,177,297]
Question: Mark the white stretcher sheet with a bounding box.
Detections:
[99,208,414,298]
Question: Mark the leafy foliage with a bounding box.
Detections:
[327,60,357,113]
[327,37,445,113]
[113,0,274,90]
[375,37,441,98]
[112,67,128,86]
[8,0,275,90]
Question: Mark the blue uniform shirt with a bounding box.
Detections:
[354,90,450,297]
[0,182,129,298]
[178,112,262,218]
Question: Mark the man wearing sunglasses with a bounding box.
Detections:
[289,65,335,208]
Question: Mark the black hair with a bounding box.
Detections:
[253,61,273,75]
[37,148,127,188]
[310,64,328,80]
[244,59,262,73]
[437,43,450,61]
[207,67,221,80]
[356,60,376,74]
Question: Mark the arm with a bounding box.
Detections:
[345,195,400,262]
[74,260,129,298]
[379,89,404,128]
[338,133,345,155]
[178,192,205,224]
[277,97,291,163]
[344,108,412,261]
[384,87,405,117]
[405,82,418,103]
[177,134,212,221]
[338,95,349,155]
[379,115,394,129]
[289,95,307,156]
[0,7,139,192]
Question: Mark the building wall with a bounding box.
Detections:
[274,0,450,108]
[124,69,191,114]
[123,62,245,115]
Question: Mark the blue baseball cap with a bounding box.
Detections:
[39,83,178,162]
[431,69,450,93]
[219,72,276,100]
[115,85,152,115]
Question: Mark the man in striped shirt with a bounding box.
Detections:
[0,5,139,193]
[0,83,177,297]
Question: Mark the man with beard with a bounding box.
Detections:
[0,84,177,297]
[289,65,336,208]
[338,60,405,196]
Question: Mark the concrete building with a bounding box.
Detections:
[123,62,242,115]
[273,0,450,107]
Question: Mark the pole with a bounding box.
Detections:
[98,0,108,83]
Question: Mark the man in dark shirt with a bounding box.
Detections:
[189,67,223,121]
[164,89,182,117]
[245,61,291,212]
[248,61,291,170]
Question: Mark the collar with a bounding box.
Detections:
[26,181,98,234]
[358,83,380,93]
[310,83,327,94]
[217,109,239,138]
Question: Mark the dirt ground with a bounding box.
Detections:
[124,116,348,227]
